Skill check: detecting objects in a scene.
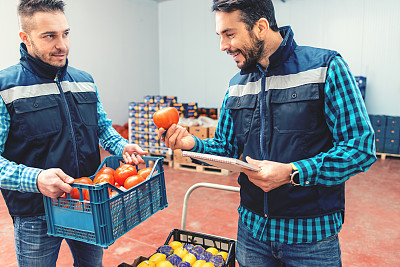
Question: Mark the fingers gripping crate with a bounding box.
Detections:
[43,156,168,248]
[164,229,236,267]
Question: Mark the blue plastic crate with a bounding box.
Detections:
[355,76,366,100]
[384,139,399,154]
[385,116,400,139]
[375,137,385,153]
[369,114,387,138]
[43,156,168,248]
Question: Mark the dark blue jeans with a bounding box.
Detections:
[13,216,103,267]
[236,218,342,267]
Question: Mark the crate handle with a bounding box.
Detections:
[181,183,240,230]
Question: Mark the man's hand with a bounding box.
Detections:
[122,144,148,165]
[241,157,293,192]
[37,168,74,199]
[158,124,196,151]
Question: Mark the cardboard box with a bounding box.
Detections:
[208,127,217,139]
[189,126,209,139]
[173,149,192,164]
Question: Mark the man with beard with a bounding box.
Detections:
[159,0,376,266]
[0,0,147,266]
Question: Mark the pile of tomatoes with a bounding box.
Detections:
[64,164,154,201]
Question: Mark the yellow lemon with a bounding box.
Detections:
[205,247,219,255]
[156,261,174,267]
[174,246,188,258]
[169,241,183,250]
[192,260,206,267]
[201,263,214,267]
[137,261,156,267]
[217,251,228,261]
[182,253,197,265]
[149,253,166,264]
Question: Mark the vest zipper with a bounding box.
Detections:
[257,65,269,217]
[55,74,80,177]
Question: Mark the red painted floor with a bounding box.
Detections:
[1,154,400,266]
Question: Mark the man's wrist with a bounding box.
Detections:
[289,163,300,186]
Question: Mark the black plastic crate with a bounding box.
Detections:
[164,229,236,267]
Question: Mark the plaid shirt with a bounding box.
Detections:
[0,86,127,193]
[191,56,376,244]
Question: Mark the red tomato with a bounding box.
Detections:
[152,107,180,129]
[96,167,115,177]
[93,173,114,185]
[114,164,137,186]
[71,177,93,200]
[138,167,153,180]
[124,175,145,189]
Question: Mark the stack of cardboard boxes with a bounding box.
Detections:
[173,125,218,168]
[129,96,176,157]
[129,96,220,167]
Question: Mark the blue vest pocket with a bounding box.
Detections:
[72,92,98,126]
[12,97,62,139]
[270,84,323,133]
[226,95,257,143]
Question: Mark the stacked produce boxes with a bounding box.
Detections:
[369,114,400,155]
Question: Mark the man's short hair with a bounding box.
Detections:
[18,0,66,32]
[212,0,279,32]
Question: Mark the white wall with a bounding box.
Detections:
[158,0,400,116]
[0,0,159,124]
[158,0,236,109]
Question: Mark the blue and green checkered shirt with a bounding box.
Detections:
[191,56,376,244]
[0,87,128,193]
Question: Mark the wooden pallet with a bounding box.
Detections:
[376,152,400,160]
[173,162,233,176]
[148,153,173,167]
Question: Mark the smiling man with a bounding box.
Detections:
[159,0,376,266]
[19,9,70,68]
[0,1,147,266]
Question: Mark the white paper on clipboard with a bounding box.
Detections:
[181,151,261,172]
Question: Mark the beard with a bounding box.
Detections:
[230,33,265,70]
[30,39,68,68]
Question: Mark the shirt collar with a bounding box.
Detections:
[19,43,68,80]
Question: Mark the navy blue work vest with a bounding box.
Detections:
[226,26,345,218]
[0,44,100,217]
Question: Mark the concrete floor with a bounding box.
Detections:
[0,154,399,266]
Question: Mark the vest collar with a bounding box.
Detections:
[241,25,297,75]
[19,43,68,80]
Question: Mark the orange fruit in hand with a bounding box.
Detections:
[152,107,179,129]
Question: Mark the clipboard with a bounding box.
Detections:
[181,151,261,172]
